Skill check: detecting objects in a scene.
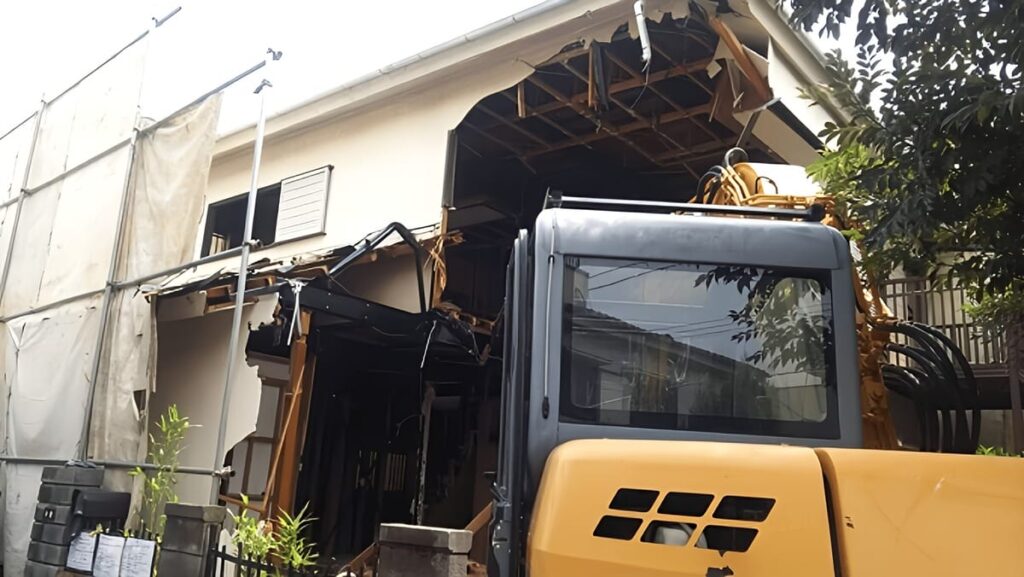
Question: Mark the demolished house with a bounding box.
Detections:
[0,0,847,572]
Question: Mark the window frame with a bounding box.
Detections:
[557,255,841,440]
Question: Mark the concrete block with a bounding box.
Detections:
[165,503,227,523]
[31,522,74,545]
[35,504,72,525]
[41,466,104,487]
[37,484,78,506]
[379,524,472,554]
[162,517,209,555]
[24,560,62,577]
[28,541,69,566]
[156,548,205,577]
[378,524,472,577]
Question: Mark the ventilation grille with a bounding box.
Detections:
[275,166,331,242]
[592,488,775,553]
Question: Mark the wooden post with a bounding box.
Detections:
[263,309,313,518]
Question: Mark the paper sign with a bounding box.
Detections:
[119,538,156,577]
[66,532,97,571]
[93,534,125,577]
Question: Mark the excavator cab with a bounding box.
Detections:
[490,195,865,576]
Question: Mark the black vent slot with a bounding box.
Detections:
[593,516,642,540]
[713,496,775,522]
[697,525,758,552]
[609,488,659,512]
[657,492,714,517]
[640,521,698,546]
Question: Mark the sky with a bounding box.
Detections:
[0,0,547,135]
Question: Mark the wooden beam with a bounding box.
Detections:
[654,140,733,163]
[560,61,700,177]
[500,91,594,152]
[465,502,493,536]
[526,75,663,166]
[522,103,711,157]
[708,17,773,103]
[525,57,713,117]
[476,104,550,148]
[461,121,527,157]
[516,81,527,118]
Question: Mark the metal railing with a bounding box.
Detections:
[879,277,1007,367]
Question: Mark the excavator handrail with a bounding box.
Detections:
[547,194,826,221]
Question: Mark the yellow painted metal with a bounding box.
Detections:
[816,448,1024,576]
[528,439,835,577]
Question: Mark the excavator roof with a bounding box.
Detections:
[535,204,846,271]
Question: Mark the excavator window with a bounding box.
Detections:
[559,257,840,439]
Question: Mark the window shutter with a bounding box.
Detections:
[275,166,331,242]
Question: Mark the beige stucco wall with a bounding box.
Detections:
[199,1,634,270]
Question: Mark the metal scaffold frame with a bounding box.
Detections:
[0,6,280,485]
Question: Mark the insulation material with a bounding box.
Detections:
[119,95,223,281]
[1,296,102,576]
[27,41,144,190]
[0,117,35,202]
[150,296,277,505]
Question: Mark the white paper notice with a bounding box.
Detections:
[120,538,157,577]
[66,532,97,571]
[93,534,126,577]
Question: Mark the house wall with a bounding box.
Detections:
[195,1,637,272]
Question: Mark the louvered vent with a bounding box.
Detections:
[275,166,331,242]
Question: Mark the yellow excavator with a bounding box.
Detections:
[488,149,1024,577]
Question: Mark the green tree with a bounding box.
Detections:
[778,0,1024,328]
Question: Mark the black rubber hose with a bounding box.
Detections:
[911,322,981,452]
[694,166,722,204]
[881,365,931,451]
[886,324,970,453]
[887,343,953,452]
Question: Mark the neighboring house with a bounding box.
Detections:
[0,0,1007,573]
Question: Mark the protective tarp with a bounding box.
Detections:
[118,94,222,281]
[26,41,144,190]
[89,94,223,493]
[1,296,102,576]
[150,296,277,505]
[1,146,129,314]
[0,116,35,202]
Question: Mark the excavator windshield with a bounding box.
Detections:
[560,257,839,439]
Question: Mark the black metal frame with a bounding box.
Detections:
[326,221,429,314]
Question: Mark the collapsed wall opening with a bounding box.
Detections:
[442,12,814,326]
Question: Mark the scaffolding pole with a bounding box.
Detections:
[210,50,280,504]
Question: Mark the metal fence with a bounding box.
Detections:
[879,277,1007,366]
[206,545,326,577]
